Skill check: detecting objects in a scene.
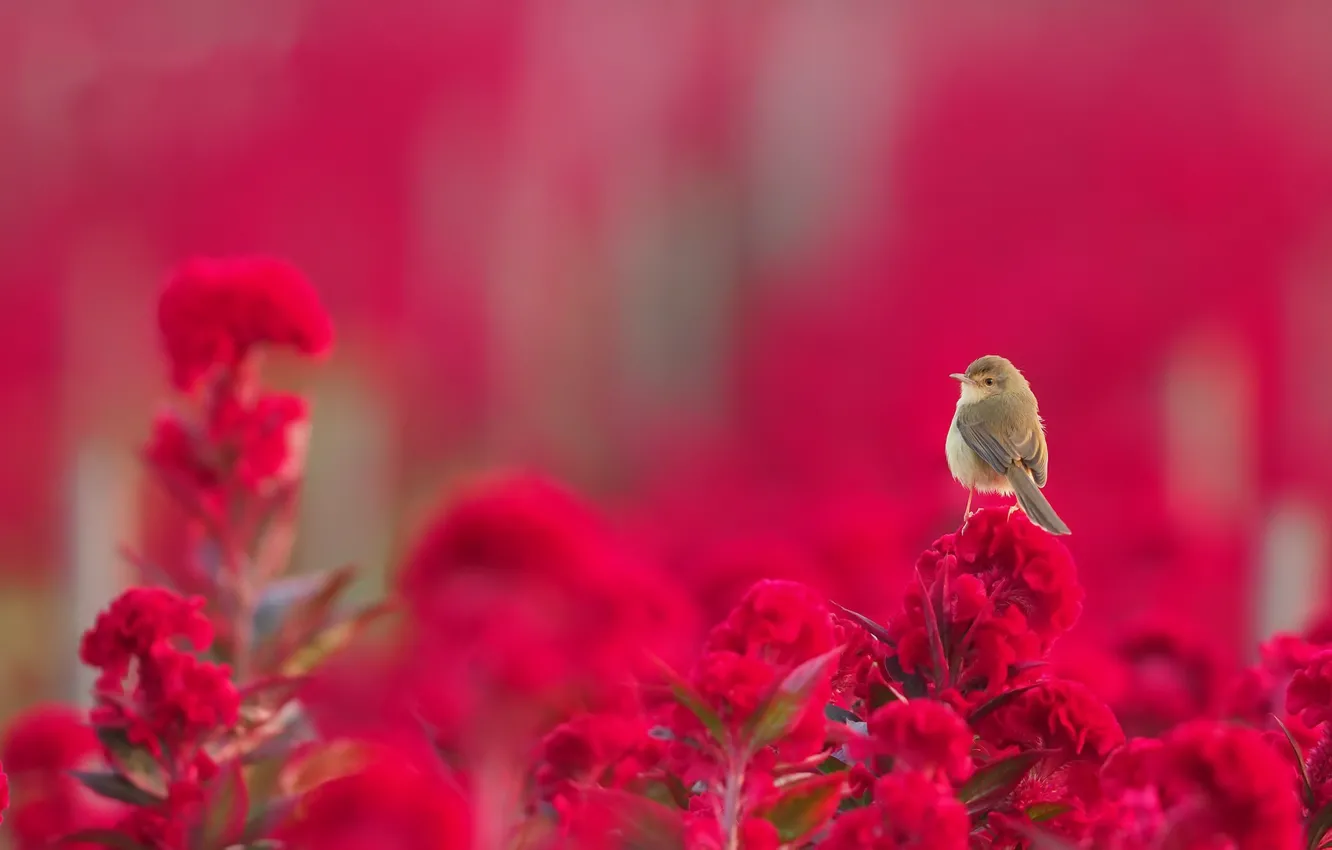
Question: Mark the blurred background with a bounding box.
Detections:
[3,2,1332,728]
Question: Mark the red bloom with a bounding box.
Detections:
[79,588,213,683]
[865,700,973,782]
[399,474,695,742]
[978,679,1125,761]
[822,772,969,849]
[146,394,309,495]
[536,709,665,817]
[277,759,471,850]
[889,507,1082,695]
[705,580,836,669]
[1288,648,1332,729]
[1306,726,1332,812]
[679,581,837,763]
[1224,633,1328,747]
[158,256,333,392]
[1154,721,1302,850]
[80,588,237,763]
[2,705,124,850]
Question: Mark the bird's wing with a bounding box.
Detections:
[955,395,1049,487]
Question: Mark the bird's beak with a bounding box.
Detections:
[950,373,973,385]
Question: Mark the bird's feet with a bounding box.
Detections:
[1007,504,1021,522]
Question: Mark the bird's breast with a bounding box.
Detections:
[946,415,1008,492]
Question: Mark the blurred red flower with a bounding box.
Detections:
[1288,648,1332,729]
[277,758,471,850]
[1154,721,1302,850]
[399,473,695,744]
[145,393,309,496]
[158,256,333,392]
[822,771,969,850]
[864,700,973,783]
[1,705,123,850]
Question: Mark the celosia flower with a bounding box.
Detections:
[399,473,695,745]
[1153,721,1302,850]
[80,588,238,764]
[1306,726,1332,812]
[1288,648,1332,729]
[535,709,665,818]
[978,679,1125,761]
[678,581,837,763]
[277,758,471,850]
[889,507,1082,695]
[158,256,333,392]
[79,588,213,683]
[864,700,973,782]
[1224,632,1326,746]
[821,771,969,849]
[145,394,309,495]
[705,579,835,669]
[681,811,781,850]
[2,705,124,850]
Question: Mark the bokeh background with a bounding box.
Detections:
[3,2,1332,736]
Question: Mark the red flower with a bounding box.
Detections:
[277,759,471,850]
[399,474,695,743]
[1222,632,1327,751]
[822,772,969,849]
[1306,726,1332,812]
[2,705,124,850]
[865,700,973,782]
[680,581,837,763]
[889,507,1082,695]
[80,588,238,763]
[978,679,1125,761]
[1154,721,1302,850]
[79,588,213,683]
[705,580,835,669]
[536,709,665,817]
[146,394,309,495]
[158,256,333,392]
[1288,648,1332,729]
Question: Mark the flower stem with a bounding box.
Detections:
[721,760,745,850]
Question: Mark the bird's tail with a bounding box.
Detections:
[1006,466,1071,535]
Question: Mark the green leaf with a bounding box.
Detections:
[1000,821,1081,850]
[825,704,860,724]
[1274,715,1315,808]
[579,788,685,850]
[967,684,1040,725]
[55,830,152,850]
[881,655,928,699]
[830,603,893,644]
[263,566,357,667]
[199,758,249,849]
[755,772,847,843]
[650,656,728,750]
[70,770,164,807]
[1026,802,1073,822]
[279,603,394,676]
[1308,798,1332,850]
[958,750,1051,809]
[744,646,845,753]
[915,568,949,688]
[93,727,169,798]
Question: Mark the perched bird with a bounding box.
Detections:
[945,355,1071,535]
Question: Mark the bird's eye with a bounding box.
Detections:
[984,378,995,387]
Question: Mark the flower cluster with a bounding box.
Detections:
[10,256,1332,850]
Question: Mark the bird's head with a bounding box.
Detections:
[950,355,1029,403]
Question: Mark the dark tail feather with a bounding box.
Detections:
[1006,466,1071,535]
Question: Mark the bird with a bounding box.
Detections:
[945,355,1071,535]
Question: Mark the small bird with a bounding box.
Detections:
[945,355,1071,535]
